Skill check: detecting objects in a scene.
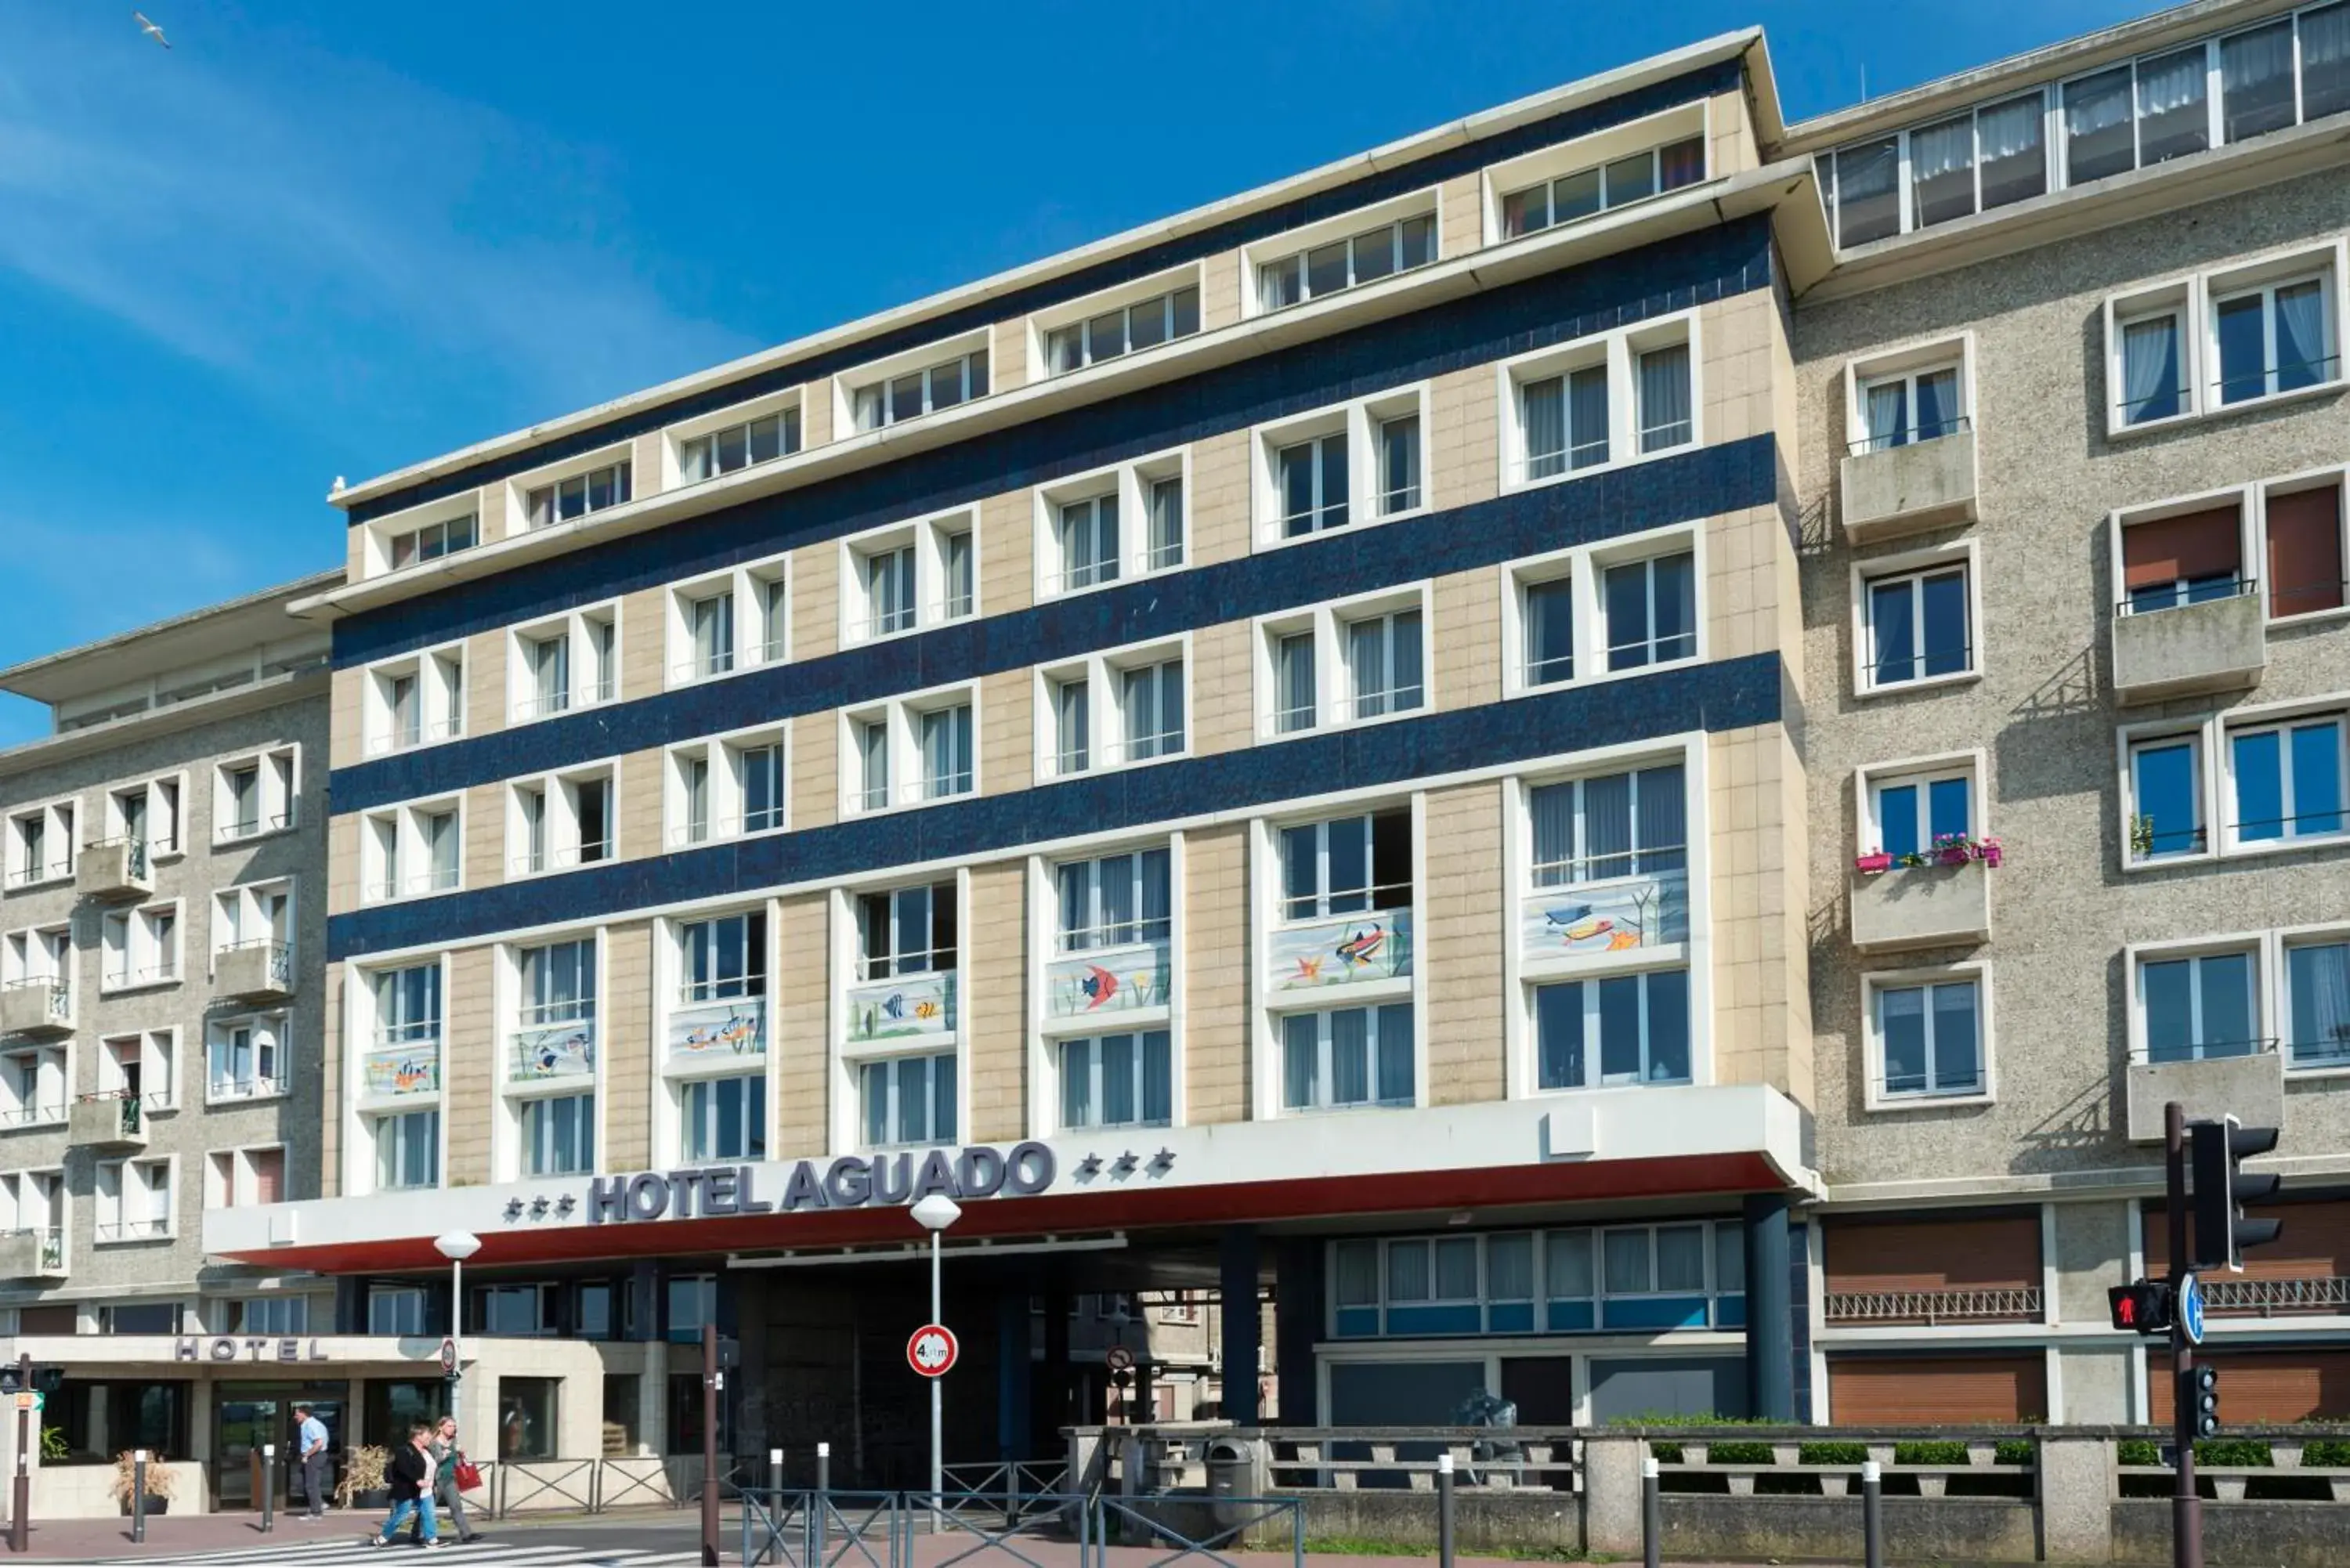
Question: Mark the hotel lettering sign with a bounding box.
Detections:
[584,1141,1057,1225]
[175,1337,334,1364]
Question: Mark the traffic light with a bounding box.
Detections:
[2185,1363,2221,1438]
[2190,1115,2283,1271]
[2108,1279,2172,1335]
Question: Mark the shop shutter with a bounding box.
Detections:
[1828,1356,2046,1424]
[1823,1214,2040,1293]
[2267,482,2346,618]
[251,1148,284,1205]
[2122,504,2243,589]
[2149,1350,2350,1425]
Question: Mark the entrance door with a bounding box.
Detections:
[214,1384,349,1511]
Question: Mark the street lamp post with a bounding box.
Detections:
[909,1194,961,1516]
[435,1232,482,1440]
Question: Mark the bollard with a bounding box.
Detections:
[1436,1452,1456,1568]
[816,1440,830,1497]
[132,1450,148,1545]
[262,1443,277,1533]
[1862,1459,1883,1568]
[1641,1453,1660,1568]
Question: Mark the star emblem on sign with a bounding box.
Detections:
[1111,1150,1139,1178]
[503,1199,525,1221]
[1148,1147,1177,1176]
[555,1194,577,1216]
[1076,1154,1103,1180]
[530,1196,551,1218]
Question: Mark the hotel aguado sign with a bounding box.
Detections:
[581,1140,1061,1225]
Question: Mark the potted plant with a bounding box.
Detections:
[110,1451,176,1516]
[1979,836,2003,868]
[337,1444,391,1511]
[1934,833,1973,866]
[2129,814,2156,861]
[1854,851,1893,875]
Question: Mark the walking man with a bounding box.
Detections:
[295,1402,331,1519]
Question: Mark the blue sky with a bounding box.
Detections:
[0,0,2156,742]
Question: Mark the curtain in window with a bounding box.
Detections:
[858,721,888,804]
[1282,1014,1318,1109]
[1058,863,1090,951]
[1056,679,1089,772]
[1637,764,1687,872]
[922,706,971,796]
[1140,849,1172,938]
[1583,772,1633,879]
[1375,1004,1413,1104]
[1547,1231,1594,1298]
[2137,47,2211,162]
[2223,20,2299,140]
[1149,478,1183,567]
[2065,67,2135,182]
[1100,855,1136,944]
[1391,611,1424,708]
[1348,618,1387,715]
[1637,345,1692,451]
[2121,317,2182,422]
[1522,379,1565,478]
[1932,982,1981,1090]
[1487,1234,1534,1300]
[1524,579,1572,684]
[2277,281,2330,387]
[1330,1010,1369,1105]
[2308,2,2350,118]
[2289,943,2350,1064]
[1101,1035,1135,1125]
[1528,782,1576,884]
[1864,381,1907,450]
[1278,633,1316,732]
[1569,365,1611,467]
[1141,1031,1172,1123]
[1907,114,1976,227]
[1975,92,2048,208]
[1334,1241,1379,1306]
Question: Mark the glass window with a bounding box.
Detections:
[1058,1031,1173,1130]
[368,1286,426,1335]
[2130,735,2207,860]
[667,1275,716,1342]
[1343,609,1425,720]
[1279,811,1412,919]
[2214,277,2333,405]
[1055,851,1171,952]
[1280,1003,1414,1111]
[1871,773,1975,860]
[1502,136,1703,237]
[2230,717,2347,842]
[1058,493,1120,591]
[1528,764,1687,886]
[2285,939,2350,1068]
[1276,432,1349,536]
[680,912,765,1002]
[2222,20,2299,142]
[1713,1225,1746,1295]
[1532,970,1691,1089]
[1603,1230,1653,1295]
[2141,952,2260,1062]
[1603,551,1697,670]
[1520,363,1609,479]
[1877,977,1983,1097]
[1636,344,1692,452]
[667,1371,731,1456]
[1378,414,1421,515]
[479,1284,551,1337]
[1257,215,1434,312]
[1123,658,1184,761]
[1546,1230,1594,1298]
[1976,92,2049,210]
[520,938,596,1026]
[1654,1226,1708,1292]
[2065,65,2137,184]
[1274,631,1316,735]
[920,703,974,800]
[1046,285,1200,374]
[859,881,957,976]
[679,410,800,482]
[1865,562,1971,686]
[1488,1234,1535,1302]
[1859,365,1962,451]
[526,462,631,530]
[2120,312,2187,425]
[2308,2,2350,119]
[854,350,987,431]
[497,1377,559,1462]
[1334,1240,1379,1307]
[374,1109,439,1191]
[860,1052,957,1147]
[519,1093,595,1177]
[682,1081,761,1165]
[1833,136,1900,246]
[1523,575,1574,688]
[2137,45,2211,165]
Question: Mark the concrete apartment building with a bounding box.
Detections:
[0,575,352,1515]
[86,0,2334,1494]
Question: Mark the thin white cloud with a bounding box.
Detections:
[0,9,757,435]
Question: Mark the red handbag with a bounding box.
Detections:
[454,1454,483,1493]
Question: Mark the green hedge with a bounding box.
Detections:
[1705,1440,1775,1465]
[1993,1440,2035,1467]
[1799,1441,1867,1466]
[2118,1440,2161,1467]
[1893,1440,1969,1466]
[2300,1440,2350,1467]
[2196,1439,2272,1468]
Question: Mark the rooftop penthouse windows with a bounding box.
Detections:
[1249,193,1437,316]
[678,406,800,484]
[850,344,989,432]
[1820,2,2350,247]
[1500,134,1705,238]
[1042,281,1201,375]
[524,458,632,531]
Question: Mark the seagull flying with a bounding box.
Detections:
[132,10,171,49]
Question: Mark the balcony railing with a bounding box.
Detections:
[2200,1275,2350,1316]
[3,858,73,889]
[0,1100,65,1127]
[1,978,72,1037]
[1047,728,1186,779]
[96,1218,172,1243]
[217,811,294,844]
[667,810,786,847]
[208,1073,288,1103]
[369,716,465,756]
[1824,1286,2043,1325]
[846,969,956,1045]
[511,840,612,877]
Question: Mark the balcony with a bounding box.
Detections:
[1850,859,1991,952]
[358,1031,442,1106]
[70,1091,147,1151]
[846,970,956,1047]
[1839,425,1979,544]
[0,1227,65,1281]
[2111,585,2267,705]
[1046,939,1173,1021]
[1823,1285,2042,1327]
[215,939,295,1003]
[512,1010,597,1082]
[77,838,154,901]
[0,980,71,1039]
[2124,1040,2286,1142]
[666,995,766,1069]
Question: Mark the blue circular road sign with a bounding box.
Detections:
[2180,1272,2206,1346]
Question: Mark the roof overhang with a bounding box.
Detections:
[0,569,338,706]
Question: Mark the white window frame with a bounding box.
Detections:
[210,877,295,975]
[1254,583,1433,739]
[1842,333,1976,454]
[2120,721,2213,869]
[832,870,968,1154]
[3,796,78,890]
[1249,385,1432,549]
[1527,963,1697,1091]
[92,1153,178,1245]
[2277,919,2350,1075]
[1850,539,1984,697]
[2127,936,2269,1065]
[1481,102,1712,245]
[1242,189,1442,319]
[506,444,635,537]
[840,508,978,645]
[839,329,993,434]
[371,1107,443,1193]
[1854,750,1988,861]
[2216,693,2350,855]
[103,775,187,861]
[666,724,790,847]
[839,681,981,817]
[0,1042,68,1130]
[663,388,804,490]
[362,642,468,756]
[1499,525,1708,699]
[212,746,301,846]
[1031,264,1206,378]
[507,601,622,724]
[1035,447,1191,599]
[363,493,483,579]
[206,1012,290,1105]
[96,1028,176,1115]
[1496,310,1703,493]
[98,900,182,993]
[359,793,466,903]
[1862,962,1995,1111]
[506,759,620,880]
[664,554,791,688]
[2103,240,2348,437]
[1035,634,1191,782]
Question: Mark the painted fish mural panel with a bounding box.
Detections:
[1046,942,1171,1018]
[1268,909,1414,992]
[847,971,956,1042]
[1520,873,1689,957]
[665,1002,768,1064]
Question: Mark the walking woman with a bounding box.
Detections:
[365,1423,443,1550]
[428,1414,480,1544]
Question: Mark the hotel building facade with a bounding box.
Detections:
[119,0,2350,1494]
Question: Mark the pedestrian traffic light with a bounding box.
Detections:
[2107,1279,2172,1335]
[2190,1115,2282,1271]
[2186,1363,2221,1438]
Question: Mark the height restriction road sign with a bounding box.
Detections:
[907,1324,958,1378]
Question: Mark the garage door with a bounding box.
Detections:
[1828,1356,2046,1424]
[2150,1350,2350,1425]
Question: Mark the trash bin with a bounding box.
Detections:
[1205,1437,1256,1530]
